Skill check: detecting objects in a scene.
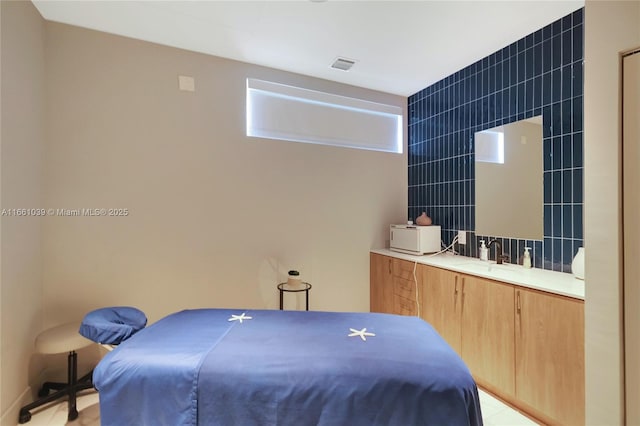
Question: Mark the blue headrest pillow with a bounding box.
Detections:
[79,306,147,345]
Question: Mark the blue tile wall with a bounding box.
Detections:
[408,8,583,272]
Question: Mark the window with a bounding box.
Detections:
[246,78,403,153]
[475,130,504,164]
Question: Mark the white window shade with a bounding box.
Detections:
[246,78,403,153]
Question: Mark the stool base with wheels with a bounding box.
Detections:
[18,323,94,424]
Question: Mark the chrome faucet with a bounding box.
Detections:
[487,239,509,264]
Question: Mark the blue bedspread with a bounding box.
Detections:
[94,309,482,426]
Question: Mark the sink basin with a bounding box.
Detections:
[456,262,523,277]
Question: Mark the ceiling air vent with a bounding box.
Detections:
[331,57,356,71]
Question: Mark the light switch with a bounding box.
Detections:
[178,75,195,92]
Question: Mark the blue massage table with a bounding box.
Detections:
[93,309,482,425]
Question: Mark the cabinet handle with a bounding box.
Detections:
[388,259,392,274]
[461,277,466,309]
[454,276,459,294]
[516,291,521,314]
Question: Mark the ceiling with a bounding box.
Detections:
[32,0,584,97]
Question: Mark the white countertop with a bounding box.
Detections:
[371,248,585,300]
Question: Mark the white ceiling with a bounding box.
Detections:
[32,0,584,97]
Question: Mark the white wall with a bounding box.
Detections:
[42,22,407,326]
[584,1,640,424]
[0,1,45,423]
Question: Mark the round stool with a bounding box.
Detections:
[36,322,93,354]
[19,322,95,424]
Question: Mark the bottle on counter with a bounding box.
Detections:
[523,247,532,269]
[479,240,488,261]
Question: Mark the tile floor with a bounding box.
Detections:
[18,390,100,426]
[19,388,539,426]
[478,389,540,426]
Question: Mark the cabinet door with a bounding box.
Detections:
[392,258,415,281]
[515,288,585,426]
[393,272,420,317]
[422,266,462,354]
[392,258,420,316]
[370,253,394,313]
[461,275,515,398]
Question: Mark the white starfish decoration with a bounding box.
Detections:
[228,313,252,323]
[348,327,376,341]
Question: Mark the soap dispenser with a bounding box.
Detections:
[479,240,488,261]
[523,247,532,269]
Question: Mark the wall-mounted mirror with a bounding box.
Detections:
[475,116,543,240]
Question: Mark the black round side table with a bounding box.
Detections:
[277,282,312,311]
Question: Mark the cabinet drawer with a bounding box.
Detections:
[393,277,416,301]
[392,258,415,280]
[394,295,417,316]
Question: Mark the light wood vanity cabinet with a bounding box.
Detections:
[460,274,516,399]
[421,266,463,353]
[421,267,584,425]
[515,287,585,426]
[369,253,394,314]
[391,258,419,316]
[370,253,585,426]
[370,253,418,315]
[421,268,516,397]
